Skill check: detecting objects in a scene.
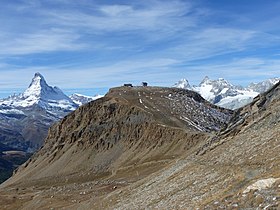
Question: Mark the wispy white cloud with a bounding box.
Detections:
[0,29,85,55]
[43,1,195,33]
[1,0,277,59]
[99,5,134,17]
[0,0,198,56]
[2,55,279,90]
[0,0,279,96]
[0,57,179,89]
[174,27,280,59]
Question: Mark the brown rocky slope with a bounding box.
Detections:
[0,87,232,209]
[89,82,280,209]
[2,82,279,209]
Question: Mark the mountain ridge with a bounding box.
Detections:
[69,93,104,106]
[173,76,279,109]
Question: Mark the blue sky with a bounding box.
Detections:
[0,0,279,97]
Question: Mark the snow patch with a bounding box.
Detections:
[193,84,215,101]
[180,116,204,131]
[0,109,24,115]
[243,178,279,193]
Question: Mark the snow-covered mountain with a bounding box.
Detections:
[173,77,280,109]
[173,79,191,89]
[247,78,280,93]
[0,73,102,152]
[0,73,77,111]
[69,93,103,106]
[0,73,105,151]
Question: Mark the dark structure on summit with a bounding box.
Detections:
[124,84,133,87]
[142,82,148,87]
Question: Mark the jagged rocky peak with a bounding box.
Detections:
[29,72,47,87]
[216,78,232,86]
[199,76,211,85]
[0,72,77,110]
[173,76,279,110]
[23,72,52,97]
[247,77,280,93]
[23,72,70,101]
[173,78,191,89]
[199,76,233,89]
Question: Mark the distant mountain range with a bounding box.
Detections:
[0,73,278,153]
[69,93,103,106]
[0,73,103,152]
[173,76,280,109]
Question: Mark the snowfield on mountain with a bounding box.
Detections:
[173,76,279,109]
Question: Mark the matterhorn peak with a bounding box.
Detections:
[23,72,50,98]
[0,72,78,110]
[34,72,43,78]
[32,72,47,85]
